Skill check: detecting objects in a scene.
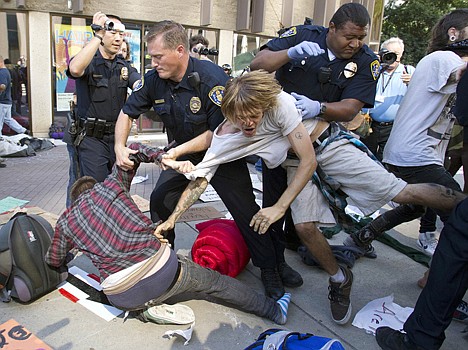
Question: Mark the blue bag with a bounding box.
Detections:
[244,328,345,350]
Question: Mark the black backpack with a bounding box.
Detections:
[0,213,66,303]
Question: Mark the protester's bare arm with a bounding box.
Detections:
[154,177,209,235]
[114,111,138,170]
[160,158,196,173]
[250,48,290,73]
[251,123,316,234]
[161,130,214,163]
[68,12,107,77]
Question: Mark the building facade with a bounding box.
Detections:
[0,0,384,137]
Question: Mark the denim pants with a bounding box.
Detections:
[147,255,280,322]
[404,198,468,349]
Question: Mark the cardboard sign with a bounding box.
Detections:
[178,206,223,222]
[0,319,53,350]
[131,195,150,213]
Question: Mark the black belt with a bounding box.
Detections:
[372,120,393,127]
[79,118,116,134]
[312,126,331,149]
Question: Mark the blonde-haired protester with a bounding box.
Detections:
[159,70,465,326]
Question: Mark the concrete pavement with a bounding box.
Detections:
[0,136,467,349]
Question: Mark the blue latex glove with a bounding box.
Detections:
[287,41,325,61]
[291,92,321,120]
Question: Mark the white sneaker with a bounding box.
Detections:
[417,232,438,256]
[141,304,195,325]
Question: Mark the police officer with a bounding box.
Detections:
[115,20,302,300]
[68,12,139,182]
[250,3,379,324]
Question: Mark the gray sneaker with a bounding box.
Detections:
[417,232,438,256]
[328,265,353,325]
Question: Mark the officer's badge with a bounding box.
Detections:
[190,96,202,113]
[133,78,144,92]
[370,60,380,80]
[209,86,225,107]
[121,67,128,81]
[343,62,358,78]
[280,26,297,38]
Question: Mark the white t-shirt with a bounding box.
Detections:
[185,91,319,181]
[383,50,465,166]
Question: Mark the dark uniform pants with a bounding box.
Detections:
[404,198,468,349]
[384,163,462,229]
[78,134,116,183]
[150,159,285,268]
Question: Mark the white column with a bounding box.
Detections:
[218,30,234,66]
[28,11,53,137]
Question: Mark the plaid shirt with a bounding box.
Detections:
[45,143,164,280]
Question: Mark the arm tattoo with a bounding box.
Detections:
[294,131,303,139]
[173,178,208,216]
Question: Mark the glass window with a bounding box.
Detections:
[0,11,30,133]
[51,16,145,129]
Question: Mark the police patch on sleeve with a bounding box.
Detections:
[370,60,380,80]
[208,86,225,107]
[133,78,144,92]
[280,26,297,38]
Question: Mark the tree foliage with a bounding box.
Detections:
[382,0,468,66]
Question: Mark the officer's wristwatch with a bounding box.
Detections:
[319,102,327,116]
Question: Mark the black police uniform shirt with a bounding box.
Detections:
[123,57,228,163]
[67,50,139,122]
[265,25,379,108]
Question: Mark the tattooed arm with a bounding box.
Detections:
[154,177,209,235]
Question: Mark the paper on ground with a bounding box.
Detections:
[77,299,123,322]
[58,267,124,321]
[199,184,221,202]
[0,196,29,214]
[164,322,195,345]
[352,294,414,335]
[69,266,103,291]
[131,175,148,185]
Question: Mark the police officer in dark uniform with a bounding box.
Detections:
[251,3,379,324]
[115,20,302,300]
[68,12,139,182]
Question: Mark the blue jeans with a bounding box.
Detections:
[148,256,281,322]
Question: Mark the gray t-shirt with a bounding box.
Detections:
[383,50,465,166]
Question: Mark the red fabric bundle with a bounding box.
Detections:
[192,219,251,277]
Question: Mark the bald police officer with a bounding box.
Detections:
[68,12,139,182]
[250,3,379,324]
[114,20,302,300]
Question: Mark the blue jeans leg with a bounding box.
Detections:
[152,256,280,322]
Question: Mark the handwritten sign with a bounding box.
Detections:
[352,294,413,335]
[131,195,150,213]
[0,319,53,350]
[178,206,223,222]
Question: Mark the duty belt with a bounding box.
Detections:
[79,118,116,134]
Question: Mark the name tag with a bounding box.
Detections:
[154,99,165,104]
